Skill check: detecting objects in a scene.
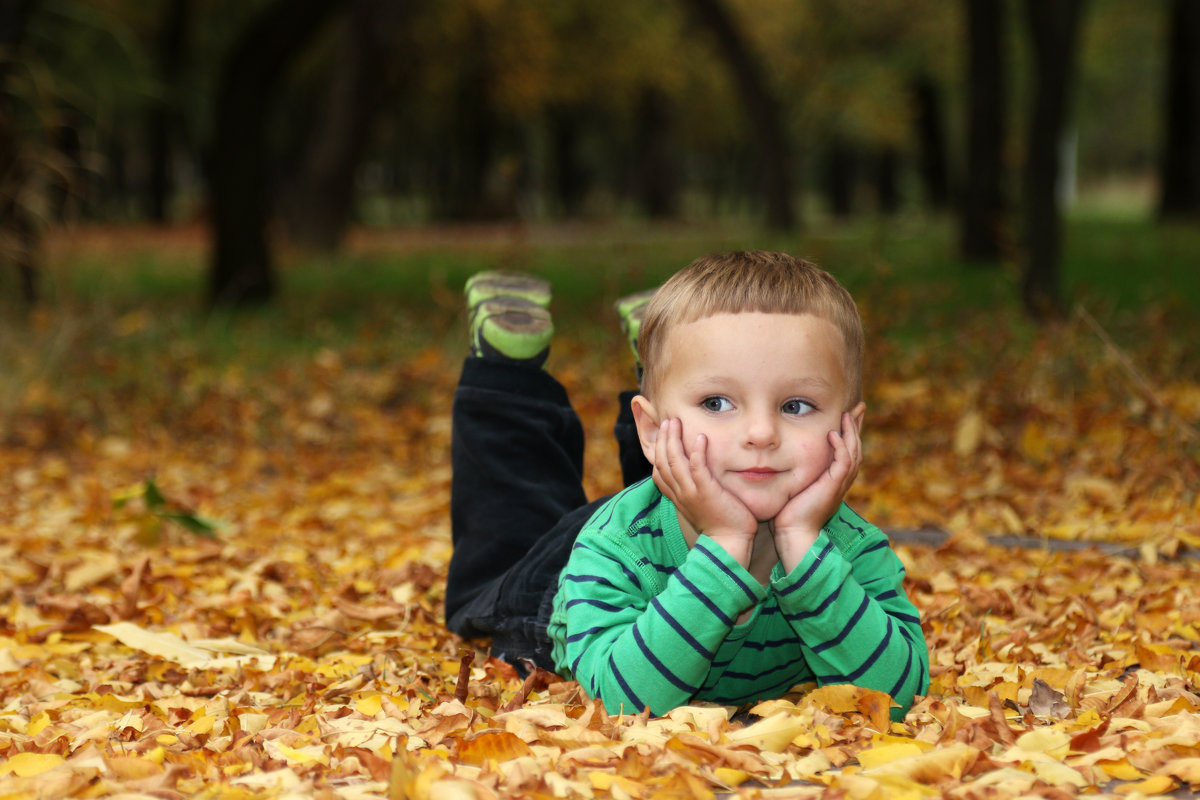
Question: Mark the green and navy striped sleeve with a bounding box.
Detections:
[772,505,929,719]
[557,526,767,716]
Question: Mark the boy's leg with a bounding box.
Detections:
[446,275,586,630]
[613,289,656,487]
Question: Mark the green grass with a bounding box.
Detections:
[7,216,1199,393]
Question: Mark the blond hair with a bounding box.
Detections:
[638,251,864,405]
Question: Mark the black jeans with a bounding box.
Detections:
[445,357,649,673]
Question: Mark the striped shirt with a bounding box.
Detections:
[547,478,929,718]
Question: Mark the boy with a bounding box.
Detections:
[445,251,928,718]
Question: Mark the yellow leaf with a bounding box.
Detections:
[356,694,384,717]
[1158,757,1200,783]
[1029,761,1088,788]
[0,752,66,777]
[1100,759,1147,781]
[857,742,925,769]
[1115,775,1177,795]
[712,767,749,787]
[93,622,210,664]
[26,712,51,737]
[1014,728,1072,758]
[726,712,809,752]
[270,742,330,766]
[865,743,979,783]
[954,410,985,456]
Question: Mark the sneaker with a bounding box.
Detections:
[614,288,656,377]
[465,271,552,311]
[470,296,554,366]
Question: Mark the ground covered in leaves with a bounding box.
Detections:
[1,226,1199,798]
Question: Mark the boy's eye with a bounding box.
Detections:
[701,396,732,412]
[782,399,815,415]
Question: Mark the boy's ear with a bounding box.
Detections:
[850,401,866,434]
[630,395,661,465]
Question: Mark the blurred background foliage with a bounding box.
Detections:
[0,0,1195,315]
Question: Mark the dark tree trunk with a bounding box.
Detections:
[823,140,856,218]
[961,0,1007,261]
[207,0,344,308]
[145,0,189,223]
[875,147,900,216]
[1159,0,1200,219]
[912,73,950,210]
[679,0,795,230]
[280,0,405,248]
[1021,0,1085,320]
[0,0,37,307]
[549,110,587,217]
[634,86,678,219]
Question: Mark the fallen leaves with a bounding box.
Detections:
[2,244,1200,797]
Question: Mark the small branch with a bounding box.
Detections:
[1075,303,1199,443]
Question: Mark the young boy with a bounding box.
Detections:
[445,251,928,719]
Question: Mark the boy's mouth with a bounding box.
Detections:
[733,468,783,482]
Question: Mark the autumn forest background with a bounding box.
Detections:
[1,0,1199,797]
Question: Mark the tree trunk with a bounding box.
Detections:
[679,0,795,230]
[549,109,587,217]
[280,0,405,248]
[634,86,678,219]
[1021,0,1085,320]
[961,0,1007,261]
[912,73,950,211]
[875,147,900,216]
[207,0,344,308]
[0,0,37,308]
[145,0,189,223]
[1159,0,1200,218]
[823,140,856,218]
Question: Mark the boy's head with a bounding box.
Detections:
[637,251,864,405]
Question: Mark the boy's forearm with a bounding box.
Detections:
[562,536,764,715]
[772,530,929,717]
[772,527,820,574]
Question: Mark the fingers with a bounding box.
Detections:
[826,411,861,491]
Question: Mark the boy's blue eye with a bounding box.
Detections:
[782,399,815,415]
[701,396,732,412]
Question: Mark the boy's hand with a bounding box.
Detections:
[770,411,863,573]
[651,418,758,565]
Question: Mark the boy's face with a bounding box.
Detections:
[633,312,865,523]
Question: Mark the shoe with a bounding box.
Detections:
[470,296,554,366]
[614,288,656,381]
[465,271,552,311]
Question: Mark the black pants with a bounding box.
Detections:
[445,357,650,672]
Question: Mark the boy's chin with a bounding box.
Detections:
[738,495,790,524]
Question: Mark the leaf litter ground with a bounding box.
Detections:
[2,234,1200,798]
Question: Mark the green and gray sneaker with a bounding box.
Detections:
[614,287,657,383]
[466,271,554,366]
[465,271,552,311]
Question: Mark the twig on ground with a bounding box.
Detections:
[1074,303,1199,443]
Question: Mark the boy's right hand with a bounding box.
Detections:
[651,418,758,566]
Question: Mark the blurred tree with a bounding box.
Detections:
[960,0,1007,261]
[279,0,409,248]
[633,85,679,219]
[911,72,950,210]
[144,0,189,223]
[1021,0,1086,319]
[1159,0,1200,219]
[0,0,37,306]
[207,0,343,308]
[679,0,794,229]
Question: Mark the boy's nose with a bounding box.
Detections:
[743,410,779,449]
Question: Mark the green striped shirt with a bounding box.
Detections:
[548,478,928,718]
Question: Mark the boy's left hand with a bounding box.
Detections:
[770,410,863,572]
